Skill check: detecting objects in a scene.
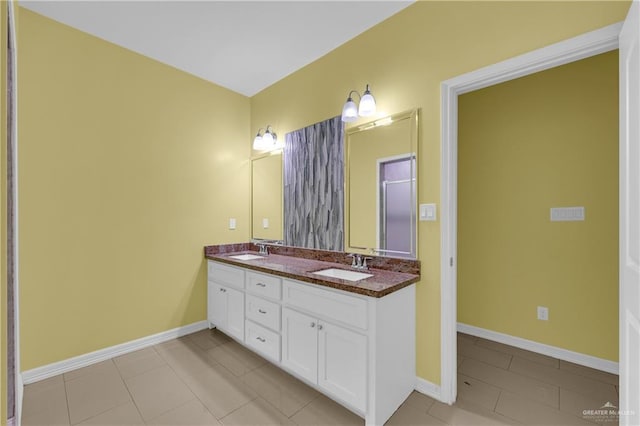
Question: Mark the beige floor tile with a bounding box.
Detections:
[290,395,364,426]
[474,338,560,368]
[65,362,131,424]
[458,333,478,344]
[148,399,221,425]
[460,358,559,408]
[458,336,512,369]
[188,328,232,350]
[221,397,295,425]
[496,391,597,425]
[242,363,321,417]
[386,403,447,426]
[400,391,437,412]
[22,376,70,426]
[429,400,517,425]
[560,388,619,423]
[208,341,267,376]
[560,361,619,386]
[124,364,195,421]
[63,360,116,382]
[457,373,501,410]
[510,357,618,403]
[157,342,219,378]
[154,336,201,353]
[180,361,257,419]
[113,347,166,379]
[77,402,144,425]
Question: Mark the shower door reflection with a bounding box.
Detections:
[379,156,416,257]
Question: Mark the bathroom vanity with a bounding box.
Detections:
[204,243,420,426]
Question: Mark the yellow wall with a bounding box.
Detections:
[458,51,619,361]
[1,1,8,420]
[18,8,251,370]
[251,152,283,240]
[250,1,629,383]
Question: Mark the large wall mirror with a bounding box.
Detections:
[251,151,283,241]
[346,109,418,258]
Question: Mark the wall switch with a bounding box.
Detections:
[419,203,437,221]
[537,306,549,321]
[229,218,236,230]
[262,218,269,229]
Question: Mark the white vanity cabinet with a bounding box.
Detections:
[207,262,245,341]
[282,307,367,411]
[207,259,416,426]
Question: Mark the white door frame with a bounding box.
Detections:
[439,23,622,404]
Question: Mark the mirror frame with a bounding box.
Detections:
[344,108,419,258]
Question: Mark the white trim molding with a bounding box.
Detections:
[458,323,619,375]
[415,377,442,401]
[22,321,209,384]
[440,22,622,405]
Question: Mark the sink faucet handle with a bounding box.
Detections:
[362,257,373,270]
[347,253,357,267]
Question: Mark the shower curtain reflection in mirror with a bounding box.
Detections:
[379,155,416,257]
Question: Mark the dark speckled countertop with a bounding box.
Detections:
[204,243,420,298]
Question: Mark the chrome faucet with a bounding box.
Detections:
[257,244,269,255]
[348,254,373,270]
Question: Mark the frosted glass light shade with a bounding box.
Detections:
[341,99,358,122]
[253,134,267,150]
[262,131,274,145]
[358,91,376,117]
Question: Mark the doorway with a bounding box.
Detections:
[439,22,623,405]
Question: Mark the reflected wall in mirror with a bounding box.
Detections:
[251,151,283,241]
[346,109,418,258]
[284,116,344,251]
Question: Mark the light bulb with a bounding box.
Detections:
[358,86,376,117]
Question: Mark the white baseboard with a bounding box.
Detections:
[22,320,209,384]
[458,323,619,375]
[415,377,442,401]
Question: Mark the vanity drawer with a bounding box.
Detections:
[246,271,282,300]
[283,280,368,330]
[246,294,281,331]
[208,261,245,290]
[245,320,280,362]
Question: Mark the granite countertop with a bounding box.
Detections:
[205,247,420,298]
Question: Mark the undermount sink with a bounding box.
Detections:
[229,254,265,261]
[311,268,373,282]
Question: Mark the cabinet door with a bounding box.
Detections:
[208,282,228,329]
[226,286,245,341]
[282,308,318,384]
[318,321,367,412]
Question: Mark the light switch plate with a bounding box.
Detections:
[419,203,437,221]
[229,218,236,230]
[262,218,269,229]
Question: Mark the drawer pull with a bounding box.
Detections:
[310,322,316,328]
[256,336,266,342]
[258,309,267,314]
[219,288,227,293]
[256,282,266,287]
[318,324,323,330]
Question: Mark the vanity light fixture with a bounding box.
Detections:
[341,84,377,122]
[253,125,278,151]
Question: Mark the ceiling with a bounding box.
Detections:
[20,1,414,97]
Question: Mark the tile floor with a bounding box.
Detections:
[21,331,619,425]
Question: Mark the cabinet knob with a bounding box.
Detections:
[219,288,226,293]
[318,324,323,330]
[310,322,316,328]
[258,309,267,314]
